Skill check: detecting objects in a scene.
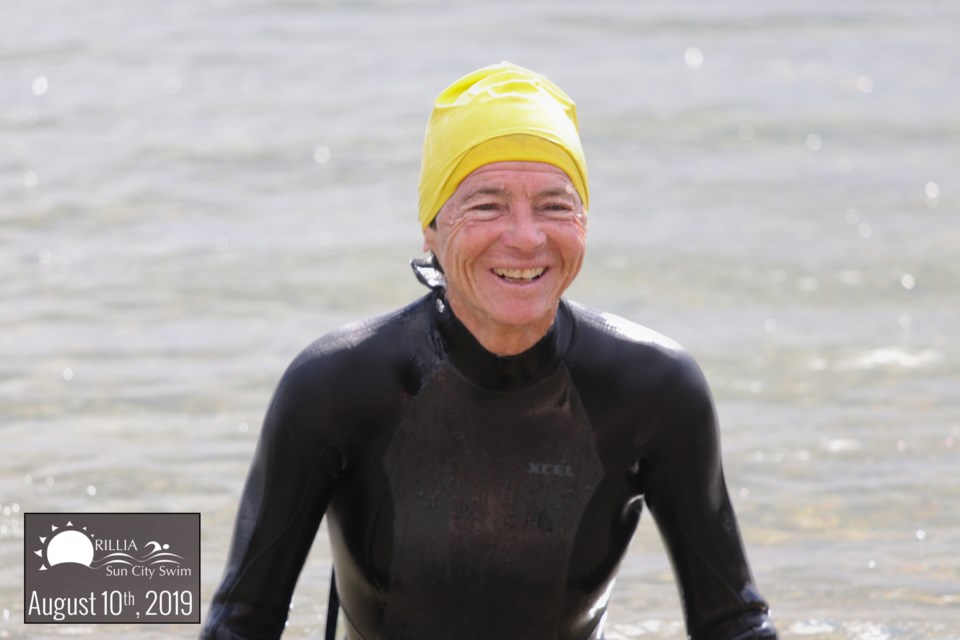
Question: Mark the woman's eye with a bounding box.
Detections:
[466,203,503,217]
[542,203,576,216]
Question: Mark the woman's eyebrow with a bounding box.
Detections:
[462,187,508,202]
[459,185,578,204]
[538,187,577,198]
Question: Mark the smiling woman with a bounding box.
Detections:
[423,161,587,355]
[202,62,777,640]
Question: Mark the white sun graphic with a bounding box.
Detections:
[34,521,95,569]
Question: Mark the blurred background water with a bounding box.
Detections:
[1,0,958,638]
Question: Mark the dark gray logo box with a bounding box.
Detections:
[24,513,200,624]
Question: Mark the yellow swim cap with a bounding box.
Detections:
[418,61,589,229]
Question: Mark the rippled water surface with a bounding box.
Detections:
[2,1,958,638]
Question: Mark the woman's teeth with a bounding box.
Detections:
[494,267,545,281]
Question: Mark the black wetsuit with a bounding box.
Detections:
[202,263,777,640]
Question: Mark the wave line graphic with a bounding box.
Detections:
[88,548,185,570]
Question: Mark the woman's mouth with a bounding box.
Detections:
[493,267,546,282]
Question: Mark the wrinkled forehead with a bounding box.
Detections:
[452,161,580,201]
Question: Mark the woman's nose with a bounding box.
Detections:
[501,205,546,251]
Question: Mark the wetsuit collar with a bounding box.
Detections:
[431,292,571,391]
[411,256,573,390]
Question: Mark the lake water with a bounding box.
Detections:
[2,1,958,638]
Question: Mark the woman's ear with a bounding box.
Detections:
[422,220,439,254]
